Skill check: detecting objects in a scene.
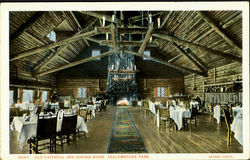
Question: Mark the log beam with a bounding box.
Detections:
[173,43,207,72]
[58,55,70,64]
[138,23,154,54]
[197,11,242,55]
[34,50,115,77]
[168,53,183,63]
[95,27,167,35]
[81,11,121,24]
[125,50,207,77]
[159,11,173,28]
[10,29,96,61]
[10,12,44,42]
[153,33,242,63]
[101,40,158,47]
[110,23,118,52]
[70,11,90,47]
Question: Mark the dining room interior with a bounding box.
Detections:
[7,9,246,155]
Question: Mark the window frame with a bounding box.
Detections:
[92,50,101,60]
[22,89,34,103]
[78,88,87,98]
[143,50,151,60]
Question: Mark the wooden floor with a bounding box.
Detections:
[10,106,242,154]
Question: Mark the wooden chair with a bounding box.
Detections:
[79,109,88,122]
[222,108,233,146]
[208,103,214,124]
[78,110,87,140]
[159,108,174,131]
[57,114,77,152]
[29,115,57,154]
[10,108,18,123]
[142,100,150,116]
[184,106,198,132]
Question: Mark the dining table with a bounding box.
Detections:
[169,106,191,130]
[149,101,156,115]
[10,114,88,149]
[232,107,242,118]
[213,104,221,124]
[231,113,243,145]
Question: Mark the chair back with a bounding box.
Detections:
[208,103,213,113]
[37,115,57,139]
[190,106,198,118]
[36,106,42,115]
[160,108,169,118]
[10,108,18,117]
[222,108,232,126]
[79,109,88,122]
[61,114,77,135]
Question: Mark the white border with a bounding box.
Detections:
[1,2,249,160]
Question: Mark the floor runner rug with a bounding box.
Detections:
[108,106,147,153]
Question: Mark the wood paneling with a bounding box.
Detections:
[184,62,242,100]
[137,78,184,99]
[56,78,107,97]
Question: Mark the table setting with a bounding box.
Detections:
[169,106,191,130]
[10,110,88,149]
[231,112,243,145]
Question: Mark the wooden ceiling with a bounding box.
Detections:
[9,11,242,79]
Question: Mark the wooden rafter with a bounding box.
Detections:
[95,27,167,35]
[168,53,182,63]
[33,18,98,72]
[125,50,207,77]
[10,12,44,42]
[159,11,173,28]
[81,11,121,24]
[197,11,242,55]
[58,55,70,64]
[69,11,90,47]
[128,12,163,24]
[172,43,207,72]
[101,40,158,47]
[10,29,96,61]
[110,23,118,52]
[138,23,154,54]
[153,33,242,63]
[34,50,115,77]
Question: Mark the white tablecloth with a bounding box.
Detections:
[170,106,191,130]
[232,107,242,118]
[231,114,243,145]
[87,105,96,117]
[213,105,221,124]
[149,101,156,115]
[10,116,88,149]
[15,103,35,111]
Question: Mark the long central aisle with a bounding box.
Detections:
[107,106,147,153]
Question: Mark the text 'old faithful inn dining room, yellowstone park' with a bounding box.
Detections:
[1,2,250,160]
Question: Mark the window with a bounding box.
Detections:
[143,51,150,60]
[9,90,14,107]
[157,87,165,97]
[92,50,101,60]
[47,30,56,42]
[78,88,87,98]
[42,91,48,102]
[23,89,34,103]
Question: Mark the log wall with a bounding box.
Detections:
[184,62,242,100]
[56,77,185,100]
[56,78,107,97]
[137,78,185,99]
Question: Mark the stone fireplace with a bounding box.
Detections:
[106,50,138,106]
